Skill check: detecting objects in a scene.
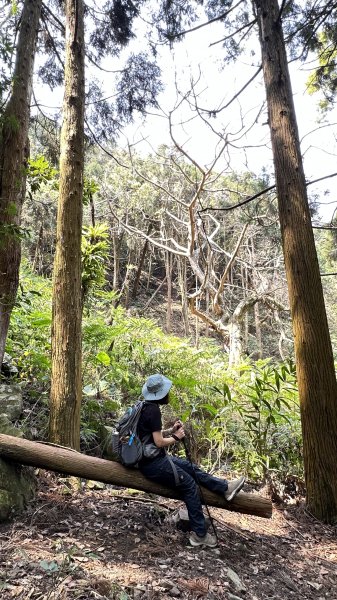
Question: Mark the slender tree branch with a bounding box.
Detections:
[84,119,128,168]
[199,185,276,212]
[168,111,205,175]
[42,2,65,34]
[200,172,337,213]
[41,13,64,69]
[312,225,337,230]
[127,143,182,203]
[213,223,249,316]
[209,19,257,47]
[164,1,244,40]
[276,0,288,23]
[307,172,337,187]
[188,297,229,337]
[196,66,263,116]
[107,201,188,257]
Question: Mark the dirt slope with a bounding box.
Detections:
[0,473,336,600]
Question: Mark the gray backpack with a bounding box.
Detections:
[111,400,161,467]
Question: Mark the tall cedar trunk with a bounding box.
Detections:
[255,0,337,522]
[49,0,85,450]
[0,0,42,368]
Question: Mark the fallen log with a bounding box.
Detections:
[0,433,272,518]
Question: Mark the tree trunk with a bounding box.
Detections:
[49,0,85,450]
[32,223,44,274]
[120,251,133,309]
[0,0,42,368]
[254,302,263,359]
[228,319,244,367]
[178,257,190,336]
[250,237,263,358]
[165,251,173,333]
[255,0,337,523]
[228,296,259,366]
[132,223,153,299]
[90,193,95,227]
[111,223,121,292]
[0,433,272,518]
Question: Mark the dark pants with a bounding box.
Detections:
[139,455,228,537]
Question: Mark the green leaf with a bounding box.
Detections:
[200,404,218,416]
[274,370,280,391]
[223,382,232,401]
[96,351,111,366]
[30,315,52,328]
[260,398,272,411]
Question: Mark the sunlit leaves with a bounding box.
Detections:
[306,31,337,109]
[26,155,58,199]
[81,223,110,303]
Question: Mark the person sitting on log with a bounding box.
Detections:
[138,373,245,548]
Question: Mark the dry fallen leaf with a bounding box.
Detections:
[178,577,209,595]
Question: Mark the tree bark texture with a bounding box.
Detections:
[255,0,337,522]
[0,434,272,518]
[49,0,85,450]
[228,296,259,366]
[0,0,42,368]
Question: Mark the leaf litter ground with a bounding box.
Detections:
[0,472,336,600]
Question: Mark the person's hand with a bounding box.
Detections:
[172,419,183,432]
[173,425,185,440]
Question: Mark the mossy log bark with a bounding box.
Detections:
[0,434,272,518]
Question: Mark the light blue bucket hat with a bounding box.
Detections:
[142,374,172,401]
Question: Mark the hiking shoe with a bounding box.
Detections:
[224,476,245,501]
[189,531,217,548]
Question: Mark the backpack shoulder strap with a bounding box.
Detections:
[167,455,180,486]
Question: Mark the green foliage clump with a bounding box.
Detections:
[306,31,337,110]
[80,297,302,480]
[7,261,52,381]
[81,224,110,304]
[26,155,58,200]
